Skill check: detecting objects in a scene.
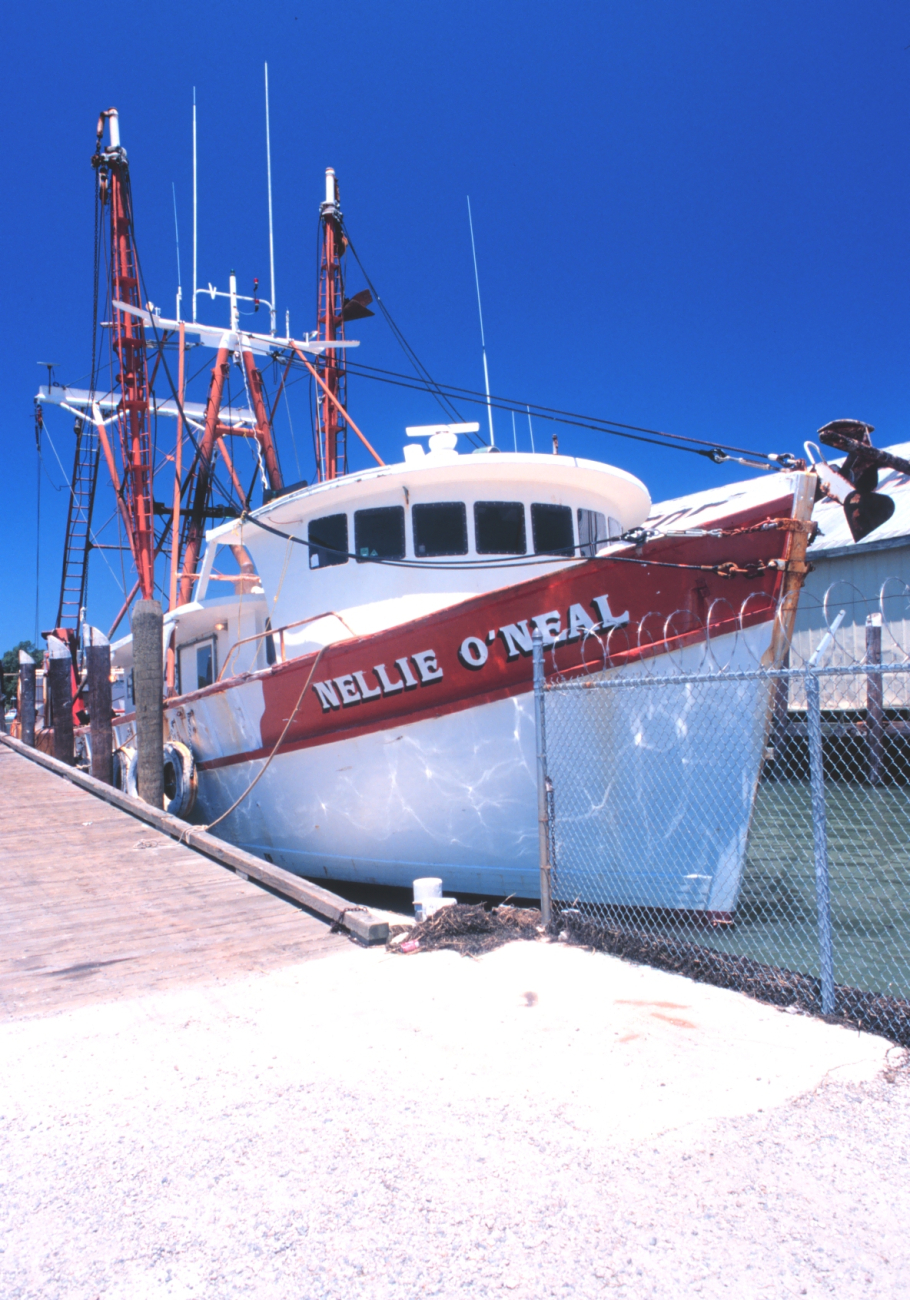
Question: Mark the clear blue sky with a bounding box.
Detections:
[2,1,909,650]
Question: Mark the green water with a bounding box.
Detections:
[700,780,910,1000]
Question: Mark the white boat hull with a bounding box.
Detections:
[189,620,773,901]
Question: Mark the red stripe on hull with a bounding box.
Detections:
[185,495,795,771]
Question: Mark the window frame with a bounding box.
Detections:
[412,501,469,557]
[531,502,575,557]
[353,504,407,563]
[473,500,528,556]
[307,512,349,570]
[177,634,218,696]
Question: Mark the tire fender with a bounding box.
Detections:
[162,740,198,818]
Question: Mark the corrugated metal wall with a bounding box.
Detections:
[790,543,910,708]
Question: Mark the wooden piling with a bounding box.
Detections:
[133,600,164,808]
[87,643,113,785]
[18,656,36,746]
[47,657,74,766]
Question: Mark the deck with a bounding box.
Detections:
[0,743,349,1020]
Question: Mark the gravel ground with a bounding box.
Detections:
[1,941,908,1299]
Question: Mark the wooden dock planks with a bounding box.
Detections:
[0,745,349,1020]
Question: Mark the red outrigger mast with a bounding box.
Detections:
[91,109,286,614]
[42,110,381,639]
[92,109,156,601]
[316,168,348,481]
[314,168,376,482]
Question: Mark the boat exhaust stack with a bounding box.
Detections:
[96,108,121,151]
[321,167,340,219]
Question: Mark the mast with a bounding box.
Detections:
[316,168,347,480]
[92,108,156,601]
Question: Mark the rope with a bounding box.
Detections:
[341,223,475,439]
[199,643,327,834]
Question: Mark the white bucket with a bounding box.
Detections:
[412,877,443,903]
[415,897,457,922]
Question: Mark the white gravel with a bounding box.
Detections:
[1,940,908,1299]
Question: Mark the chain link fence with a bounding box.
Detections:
[534,587,910,1045]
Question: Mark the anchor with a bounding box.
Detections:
[814,419,910,542]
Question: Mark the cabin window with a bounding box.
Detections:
[354,506,406,561]
[412,502,468,556]
[474,501,527,554]
[178,637,216,694]
[578,510,623,555]
[531,503,574,556]
[308,513,348,569]
[577,509,609,557]
[196,643,214,689]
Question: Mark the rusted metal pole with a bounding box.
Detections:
[178,347,231,606]
[133,599,164,807]
[18,653,36,746]
[87,641,113,785]
[215,433,248,506]
[241,350,283,491]
[47,656,75,766]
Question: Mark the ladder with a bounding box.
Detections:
[56,417,101,629]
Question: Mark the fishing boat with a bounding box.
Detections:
[130,458,817,903]
[35,102,902,908]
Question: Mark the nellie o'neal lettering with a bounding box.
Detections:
[311,592,629,712]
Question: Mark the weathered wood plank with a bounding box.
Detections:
[0,741,355,1020]
[0,734,389,945]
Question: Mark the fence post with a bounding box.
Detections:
[532,629,552,926]
[806,667,836,1015]
[865,613,884,786]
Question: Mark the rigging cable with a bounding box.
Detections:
[341,224,484,446]
[330,359,793,466]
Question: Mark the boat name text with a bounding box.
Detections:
[311,593,627,712]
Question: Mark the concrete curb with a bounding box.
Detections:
[0,732,389,945]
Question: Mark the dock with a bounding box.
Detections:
[0,740,353,1020]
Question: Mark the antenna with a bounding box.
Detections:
[467,196,495,447]
[192,88,197,323]
[172,183,182,320]
[526,405,536,453]
[264,63,277,335]
[511,409,517,452]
